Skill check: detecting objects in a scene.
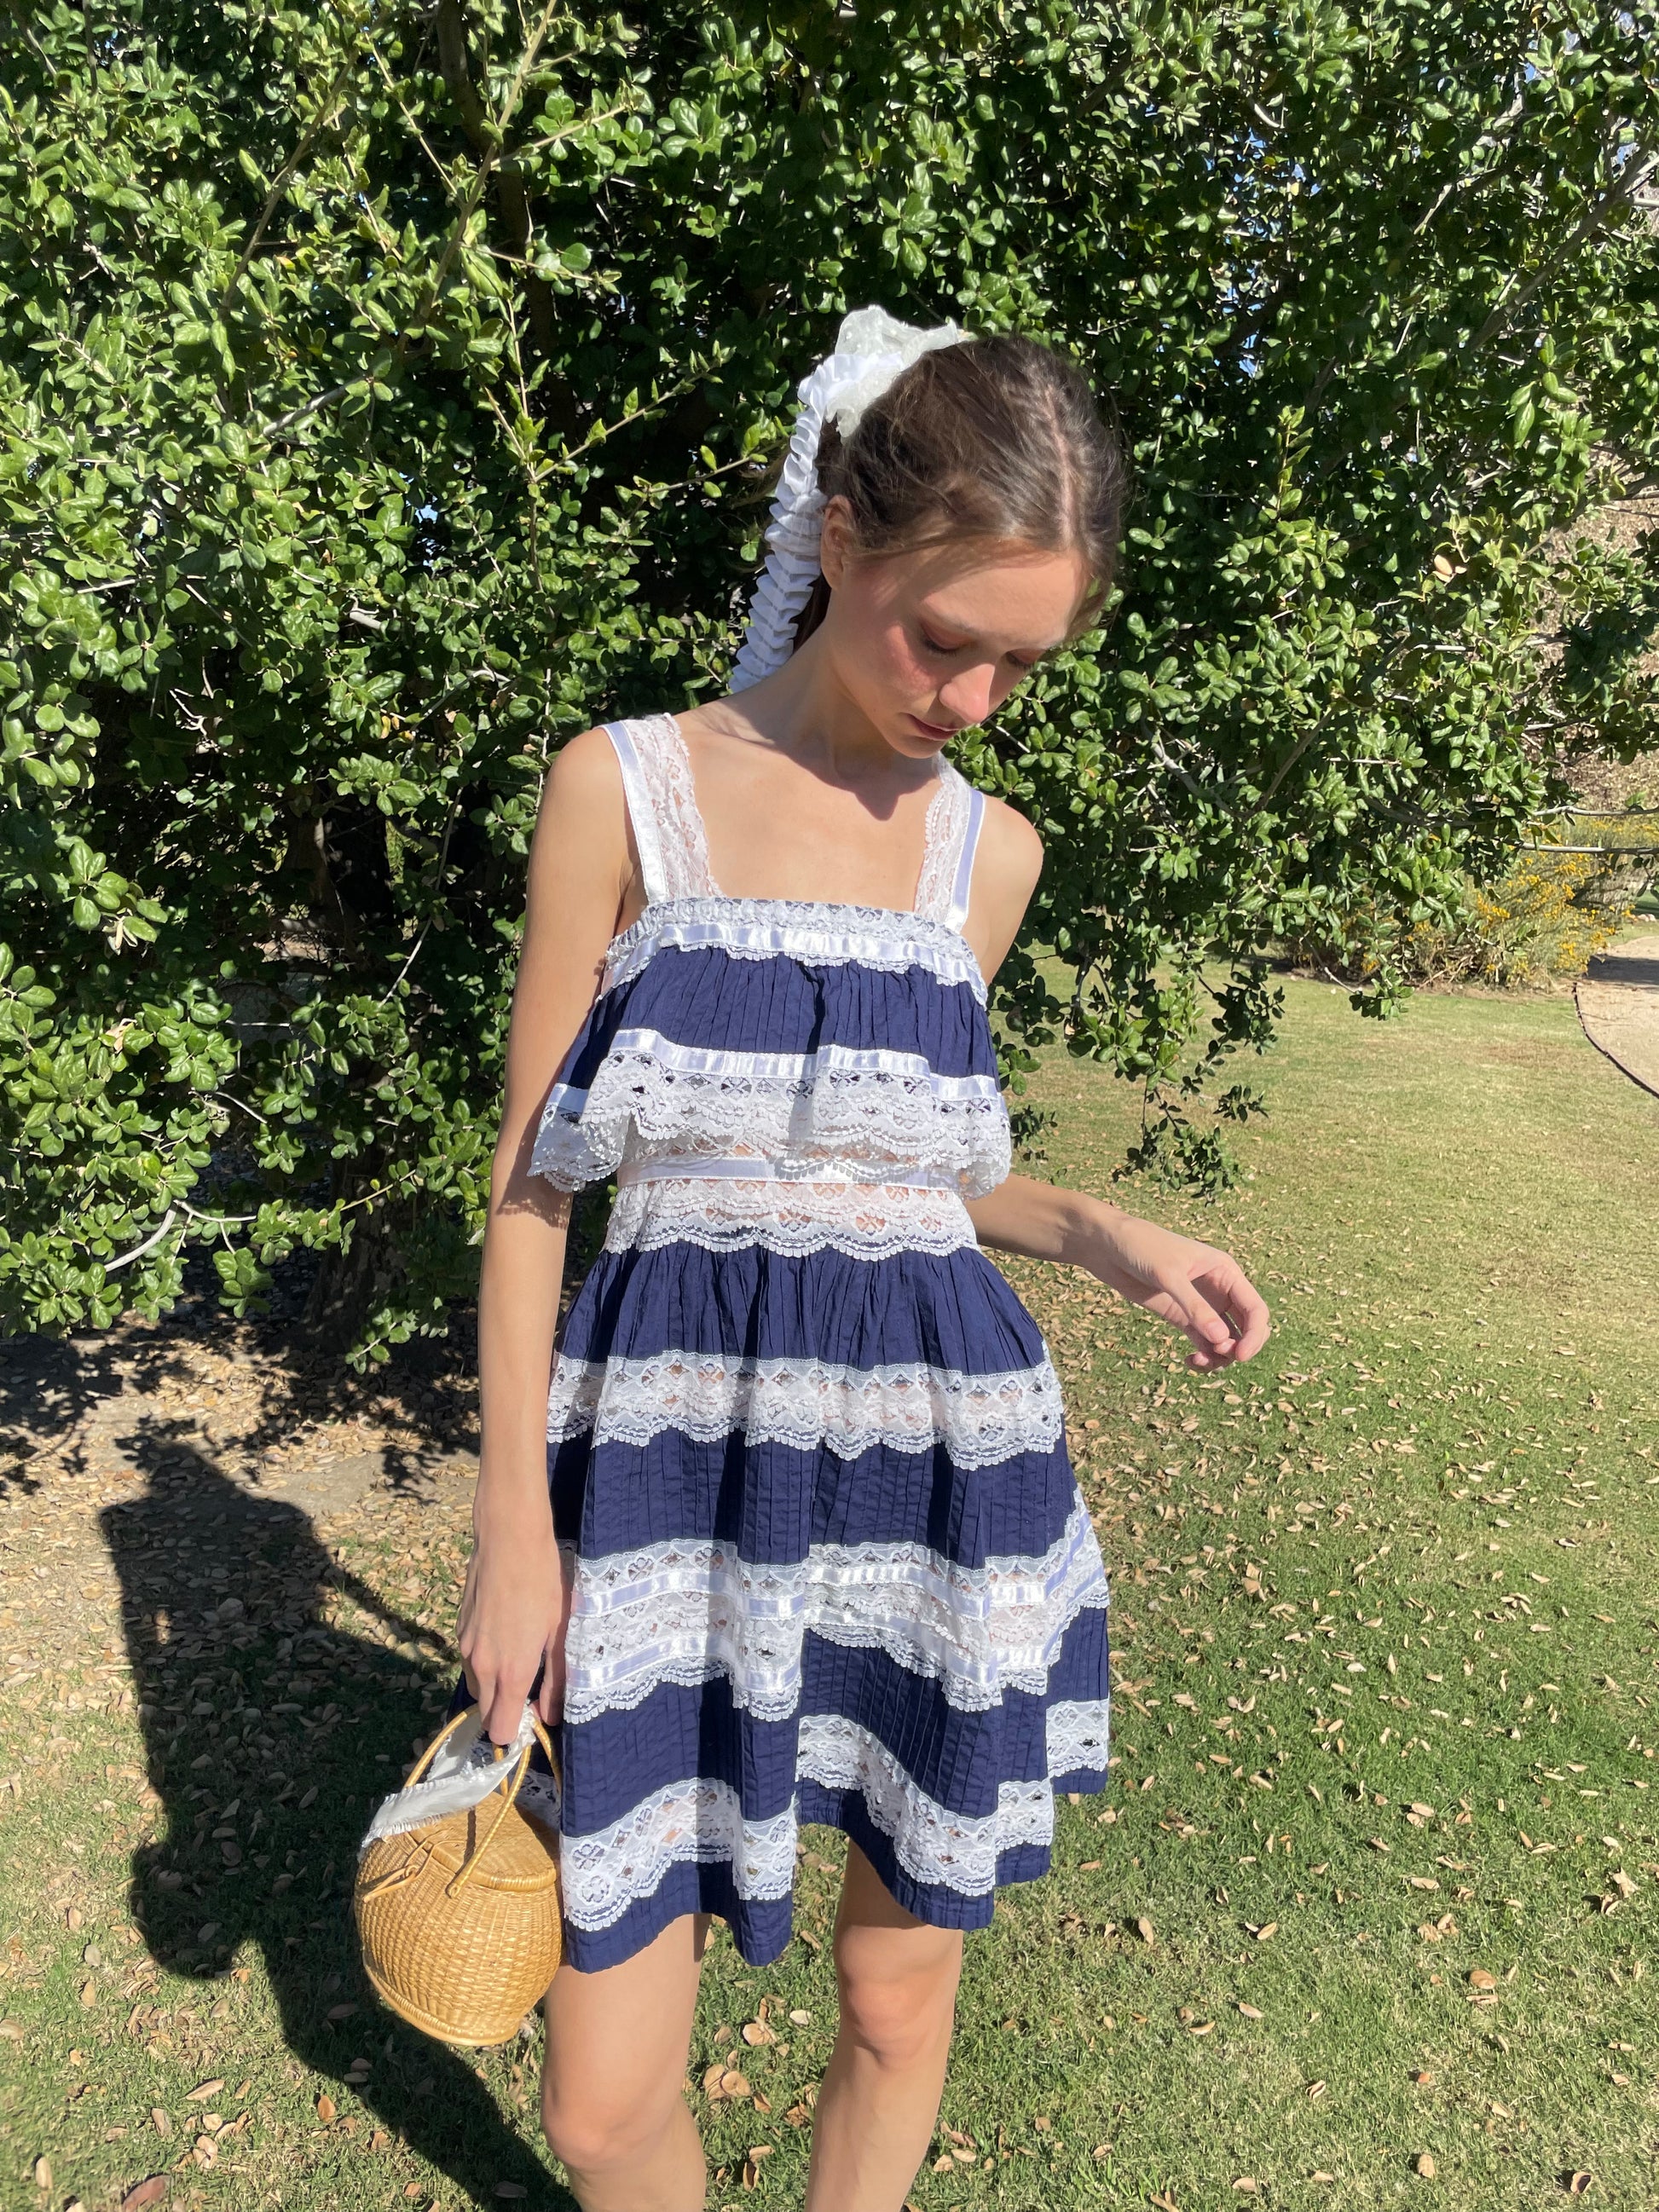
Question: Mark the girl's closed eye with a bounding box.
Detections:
[920,624,1041,671]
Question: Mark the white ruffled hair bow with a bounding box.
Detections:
[729,305,968,693]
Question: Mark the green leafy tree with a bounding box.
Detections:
[3,0,1658,1360]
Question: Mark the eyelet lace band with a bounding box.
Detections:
[546,1347,1065,1467]
[601,1175,982,1259]
[530,1033,1012,1198]
[596,898,991,1001]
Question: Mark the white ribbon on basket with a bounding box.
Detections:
[729,305,968,693]
[360,1701,561,1850]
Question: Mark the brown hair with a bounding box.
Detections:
[789,330,1130,650]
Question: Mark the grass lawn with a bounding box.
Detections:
[1,974,1655,2210]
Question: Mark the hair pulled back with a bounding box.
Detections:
[791,330,1129,651]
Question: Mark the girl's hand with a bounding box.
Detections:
[1080,1209,1270,1371]
[456,1487,572,1746]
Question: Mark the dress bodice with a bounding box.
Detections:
[529,713,1012,1210]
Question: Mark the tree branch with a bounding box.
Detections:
[436,0,562,374]
[1469,139,1659,354]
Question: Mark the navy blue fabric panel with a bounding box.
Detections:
[557,1239,1049,1376]
[557,1672,761,1832]
[548,1430,1080,1571]
[559,945,997,1087]
[1045,1599,1113,1720]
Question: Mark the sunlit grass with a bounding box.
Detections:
[1,979,1654,2209]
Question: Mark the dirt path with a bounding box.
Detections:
[1575,927,1659,1100]
[0,1298,482,1692]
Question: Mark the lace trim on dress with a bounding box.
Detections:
[558,1498,1110,1724]
[628,714,720,901]
[801,1712,1056,1894]
[529,1031,1011,1196]
[557,1707,1079,1931]
[558,1779,800,1931]
[602,1175,981,1259]
[912,759,973,924]
[546,1349,1065,1468]
[1046,1696,1113,1780]
[620,712,974,933]
[598,901,990,1001]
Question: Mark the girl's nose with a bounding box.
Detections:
[937,664,998,727]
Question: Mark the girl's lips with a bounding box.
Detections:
[906,713,957,739]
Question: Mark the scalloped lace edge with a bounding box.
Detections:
[531,1037,1011,1197]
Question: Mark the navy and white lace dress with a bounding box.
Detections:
[529,712,1112,1972]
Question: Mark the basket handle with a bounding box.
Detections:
[425,1705,559,1902]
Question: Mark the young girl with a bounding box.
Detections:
[457,310,1269,2212]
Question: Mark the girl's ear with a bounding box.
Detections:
[818,494,856,591]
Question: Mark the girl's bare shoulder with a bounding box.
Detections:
[974,786,1045,900]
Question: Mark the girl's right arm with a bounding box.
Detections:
[457,728,639,1746]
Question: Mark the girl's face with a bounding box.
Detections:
[816,498,1090,760]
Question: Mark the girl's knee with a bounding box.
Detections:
[834,1942,962,2068]
[541,2082,679,2177]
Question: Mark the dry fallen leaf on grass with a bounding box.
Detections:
[315,2094,336,2123]
[1136,1915,1156,1945]
[119,2182,169,2212]
[1566,2175,1593,2196]
[1467,1968,1497,1991]
[1413,2151,1436,2178]
[1238,2002,1263,2019]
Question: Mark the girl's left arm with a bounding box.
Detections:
[964,796,1272,1374]
[963,1173,1270,1373]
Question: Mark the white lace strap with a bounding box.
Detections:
[944,783,986,935]
[603,720,671,907]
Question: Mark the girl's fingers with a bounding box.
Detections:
[1194,1262,1272,1360]
[535,1634,560,1724]
[1164,1274,1234,1353]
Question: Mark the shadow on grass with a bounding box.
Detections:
[101,1441,572,2208]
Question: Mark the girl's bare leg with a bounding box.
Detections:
[803,1838,965,2212]
[541,1909,715,2212]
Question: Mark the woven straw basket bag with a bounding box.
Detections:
[354,1705,564,2047]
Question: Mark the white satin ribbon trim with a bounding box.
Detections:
[558,1497,1110,1722]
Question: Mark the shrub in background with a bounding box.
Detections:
[4,0,1659,1359]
